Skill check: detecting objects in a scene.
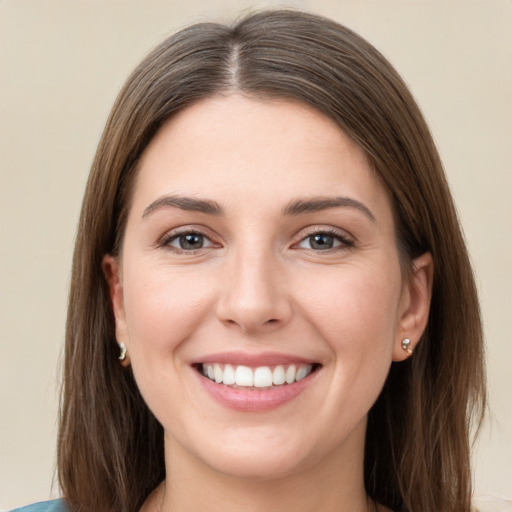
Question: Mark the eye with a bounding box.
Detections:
[296,231,352,251]
[164,231,216,251]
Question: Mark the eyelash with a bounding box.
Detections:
[160,229,218,254]
[159,227,354,254]
[293,228,355,252]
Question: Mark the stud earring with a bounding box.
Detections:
[118,342,127,361]
[401,338,413,355]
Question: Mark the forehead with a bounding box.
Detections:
[131,94,392,220]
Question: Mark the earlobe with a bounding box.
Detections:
[102,255,130,366]
[393,252,434,362]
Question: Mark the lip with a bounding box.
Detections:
[192,351,317,367]
[192,353,320,412]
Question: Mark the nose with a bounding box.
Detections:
[215,247,292,334]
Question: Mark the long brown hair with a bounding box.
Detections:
[58,9,485,512]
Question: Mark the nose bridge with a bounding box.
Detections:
[216,240,291,332]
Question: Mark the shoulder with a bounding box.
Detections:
[9,499,68,512]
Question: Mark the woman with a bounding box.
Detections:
[14,9,485,512]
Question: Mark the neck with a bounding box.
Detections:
[151,426,375,512]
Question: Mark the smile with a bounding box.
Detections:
[194,359,321,412]
[200,363,316,389]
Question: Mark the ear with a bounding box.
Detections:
[102,254,130,367]
[393,252,434,362]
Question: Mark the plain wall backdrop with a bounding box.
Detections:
[1,0,511,509]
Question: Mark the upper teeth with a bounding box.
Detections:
[202,363,313,388]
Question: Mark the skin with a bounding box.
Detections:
[104,95,433,512]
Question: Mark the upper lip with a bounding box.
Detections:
[192,351,318,367]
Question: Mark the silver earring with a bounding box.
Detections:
[118,342,127,360]
[401,338,413,355]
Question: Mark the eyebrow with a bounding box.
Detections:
[282,196,376,222]
[142,195,223,218]
[142,194,375,222]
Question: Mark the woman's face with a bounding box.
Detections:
[105,95,431,480]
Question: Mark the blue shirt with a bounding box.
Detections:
[9,499,67,512]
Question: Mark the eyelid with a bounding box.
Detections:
[168,232,216,250]
[291,226,355,250]
[156,224,354,253]
[158,225,222,251]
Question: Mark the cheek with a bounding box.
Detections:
[278,261,404,451]
[122,261,214,356]
[301,260,403,385]
[311,264,401,342]
[120,262,217,422]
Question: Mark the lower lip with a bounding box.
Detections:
[196,369,318,412]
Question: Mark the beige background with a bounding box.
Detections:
[1,0,511,509]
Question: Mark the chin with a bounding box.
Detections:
[203,424,332,482]
[204,448,312,482]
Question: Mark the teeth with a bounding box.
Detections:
[223,364,235,385]
[235,365,253,386]
[214,363,223,383]
[201,363,314,388]
[253,367,273,387]
[272,365,285,385]
[285,364,296,384]
[296,365,309,381]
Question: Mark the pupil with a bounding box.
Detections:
[311,234,333,250]
[180,234,203,249]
